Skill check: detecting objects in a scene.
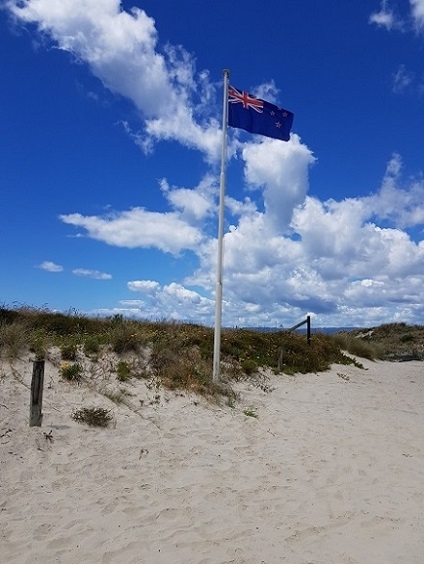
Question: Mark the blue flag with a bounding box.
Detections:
[228,85,294,142]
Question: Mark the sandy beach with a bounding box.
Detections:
[1,355,423,563]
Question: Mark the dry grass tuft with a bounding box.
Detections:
[334,322,424,361]
[0,320,29,359]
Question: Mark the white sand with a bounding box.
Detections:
[1,354,423,563]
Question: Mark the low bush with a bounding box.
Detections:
[60,362,83,382]
[400,333,414,343]
[116,361,132,382]
[83,336,101,356]
[71,406,113,427]
[109,323,142,354]
[241,358,258,375]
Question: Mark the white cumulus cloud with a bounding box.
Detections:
[242,134,315,233]
[127,280,160,293]
[60,207,204,255]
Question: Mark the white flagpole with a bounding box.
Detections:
[212,68,230,384]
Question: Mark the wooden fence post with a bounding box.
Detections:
[280,316,312,367]
[29,360,45,427]
[277,346,284,371]
[307,315,311,345]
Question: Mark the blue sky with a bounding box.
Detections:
[2,0,424,328]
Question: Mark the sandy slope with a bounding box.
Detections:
[1,354,423,563]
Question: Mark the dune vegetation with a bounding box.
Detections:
[1,306,421,401]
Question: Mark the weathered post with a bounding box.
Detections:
[307,315,311,345]
[277,346,284,371]
[29,360,45,427]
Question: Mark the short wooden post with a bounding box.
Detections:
[307,315,311,345]
[29,360,45,427]
[277,346,284,371]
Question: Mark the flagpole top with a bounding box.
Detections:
[223,69,230,78]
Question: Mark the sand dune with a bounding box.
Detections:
[1,355,423,563]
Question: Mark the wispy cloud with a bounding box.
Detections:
[370,0,424,32]
[72,269,112,280]
[392,64,415,93]
[370,3,424,96]
[38,261,63,272]
[369,0,401,30]
[410,0,424,29]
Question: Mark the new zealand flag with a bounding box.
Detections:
[228,85,294,142]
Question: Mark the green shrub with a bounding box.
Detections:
[71,407,113,427]
[243,407,258,418]
[32,311,95,336]
[60,362,83,382]
[83,336,101,356]
[241,358,258,375]
[110,314,124,327]
[400,333,414,343]
[151,338,213,395]
[116,361,132,382]
[109,323,141,354]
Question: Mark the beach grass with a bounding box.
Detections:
[2,305,419,399]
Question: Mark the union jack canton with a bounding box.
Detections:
[227,84,294,142]
[228,86,264,113]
